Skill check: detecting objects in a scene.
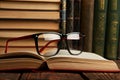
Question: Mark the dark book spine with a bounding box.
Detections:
[73,0,81,32]
[92,0,108,56]
[66,0,74,33]
[60,0,66,48]
[105,0,120,59]
[73,0,81,49]
[60,0,66,34]
[80,0,94,52]
[118,27,120,59]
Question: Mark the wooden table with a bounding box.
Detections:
[0,71,120,80]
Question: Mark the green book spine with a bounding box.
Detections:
[92,0,108,56]
[105,0,120,59]
[66,0,74,33]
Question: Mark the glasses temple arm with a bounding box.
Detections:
[5,35,33,53]
[39,39,60,53]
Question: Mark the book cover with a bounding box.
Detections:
[105,0,120,59]
[60,0,66,34]
[0,19,59,31]
[80,0,94,52]
[92,0,108,56]
[66,0,74,48]
[117,26,120,59]
[0,10,60,20]
[2,0,61,3]
[73,0,81,32]
[66,0,74,33]
[59,0,66,48]
[0,1,60,10]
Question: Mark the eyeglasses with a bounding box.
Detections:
[5,32,85,57]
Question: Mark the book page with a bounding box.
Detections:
[0,51,47,71]
[45,49,107,60]
[0,51,45,60]
[46,49,120,72]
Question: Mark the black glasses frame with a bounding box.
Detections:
[5,32,85,57]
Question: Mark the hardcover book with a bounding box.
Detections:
[92,0,108,56]
[66,0,74,33]
[2,0,61,3]
[0,1,60,10]
[0,49,120,72]
[73,0,81,32]
[0,20,59,31]
[105,0,120,59]
[0,10,60,20]
[80,0,94,52]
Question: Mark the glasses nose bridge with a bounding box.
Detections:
[61,34,67,40]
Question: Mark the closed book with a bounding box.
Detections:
[73,0,81,32]
[0,38,57,47]
[0,1,60,10]
[60,0,66,34]
[118,30,120,59]
[60,0,66,48]
[105,0,120,59]
[92,0,108,56]
[71,0,81,49]
[0,19,59,31]
[0,10,60,20]
[0,47,36,53]
[2,0,60,3]
[80,0,94,52]
[0,30,56,38]
[66,0,74,33]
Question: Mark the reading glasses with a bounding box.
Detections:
[5,32,85,57]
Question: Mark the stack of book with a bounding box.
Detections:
[0,0,61,53]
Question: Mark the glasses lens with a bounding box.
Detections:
[37,33,60,56]
[67,32,83,54]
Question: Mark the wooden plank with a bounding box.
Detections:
[83,72,120,80]
[20,71,84,80]
[0,73,21,80]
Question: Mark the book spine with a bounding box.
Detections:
[60,0,66,34]
[105,0,120,59]
[92,0,108,56]
[80,0,94,52]
[66,0,74,48]
[66,0,74,33]
[0,10,60,20]
[118,28,120,59]
[73,0,81,32]
[60,0,66,48]
[0,19,59,31]
[72,0,81,49]
[2,0,61,3]
[0,1,60,11]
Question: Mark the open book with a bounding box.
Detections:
[0,49,120,72]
